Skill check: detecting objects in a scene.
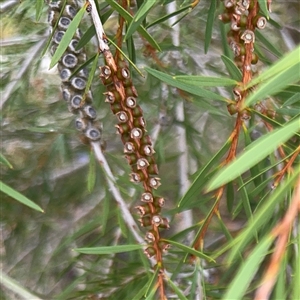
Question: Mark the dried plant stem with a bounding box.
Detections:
[91,142,144,245]
[254,177,300,300]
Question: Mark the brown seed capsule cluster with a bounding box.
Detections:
[219,0,266,69]
[48,0,102,142]
[99,49,169,248]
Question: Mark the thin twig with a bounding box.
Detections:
[91,142,144,245]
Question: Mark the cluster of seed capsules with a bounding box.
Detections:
[99,54,170,254]
[219,0,267,118]
[48,0,102,143]
[219,0,267,69]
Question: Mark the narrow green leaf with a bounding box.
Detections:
[0,153,13,169]
[258,0,270,19]
[167,277,188,300]
[204,0,217,53]
[0,181,44,212]
[227,170,299,263]
[74,244,144,254]
[256,30,282,58]
[282,92,300,107]
[87,151,96,193]
[144,267,159,297]
[76,25,95,51]
[244,64,300,107]
[145,67,227,101]
[1,273,43,300]
[221,55,243,81]
[35,0,44,21]
[293,220,300,300]
[226,181,235,213]
[173,75,238,87]
[50,6,86,68]
[178,140,230,208]
[84,52,99,101]
[162,239,215,262]
[146,5,191,29]
[223,235,273,300]
[125,1,156,40]
[106,0,161,51]
[207,118,300,191]
[237,176,253,222]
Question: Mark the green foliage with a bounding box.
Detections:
[1,1,299,300]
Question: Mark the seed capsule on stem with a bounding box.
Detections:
[148,177,161,189]
[131,128,143,139]
[137,158,150,170]
[141,192,154,203]
[85,127,101,141]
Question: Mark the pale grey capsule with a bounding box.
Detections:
[61,87,71,102]
[64,5,77,19]
[53,31,65,44]
[58,17,71,31]
[68,39,81,54]
[83,106,97,119]
[75,118,88,131]
[71,77,86,90]
[60,69,72,82]
[70,95,83,109]
[62,53,78,69]
[85,127,101,141]
[50,44,57,56]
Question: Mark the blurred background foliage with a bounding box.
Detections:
[0,0,299,299]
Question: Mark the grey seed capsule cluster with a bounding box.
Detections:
[48,0,102,142]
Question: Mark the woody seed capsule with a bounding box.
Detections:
[149,177,161,189]
[241,30,255,43]
[124,142,135,153]
[131,128,143,139]
[126,97,137,108]
[137,158,150,170]
[116,111,128,123]
[141,192,153,203]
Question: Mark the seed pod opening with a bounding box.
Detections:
[62,53,78,69]
[60,69,72,82]
[141,192,154,203]
[53,31,65,44]
[152,215,162,226]
[137,158,150,170]
[68,39,81,54]
[58,16,71,30]
[83,105,97,119]
[125,97,137,108]
[86,127,101,141]
[71,77,86,90]
[145,231,156,243]
[75,118,88,131]
[116,111,128,123]
[64,5,77,19]
[149,177,161,189]
[241,30,255,44]
[131,128,143,139]
[124,142,136,153]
